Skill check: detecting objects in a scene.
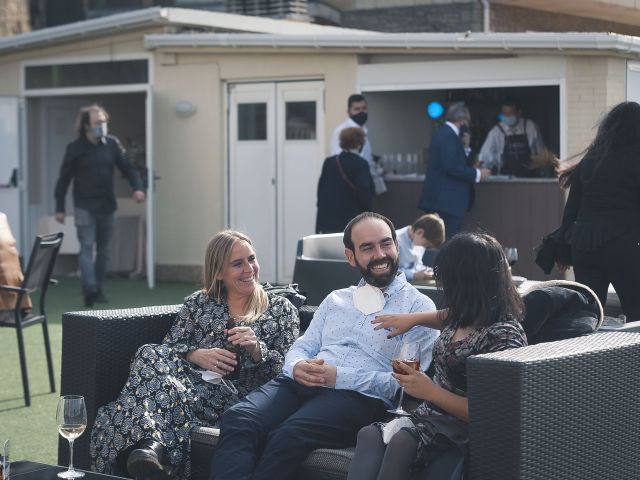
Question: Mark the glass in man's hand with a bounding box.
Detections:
[57,396,87,478]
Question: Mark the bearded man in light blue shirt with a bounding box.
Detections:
[210,212,439,480]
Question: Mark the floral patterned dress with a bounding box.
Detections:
[90,291,299,478]
[407,317,528,468]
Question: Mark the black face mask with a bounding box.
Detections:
[459,125,470,137]
[350,111,368,126]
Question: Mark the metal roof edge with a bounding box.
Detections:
[0,7,168,53]
[143,31,640,56]
[0,6,371,55]
[162,8,373,35]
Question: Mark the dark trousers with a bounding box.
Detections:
[74,208,114,294]
[572,228,640,321]
[209,375,386,480]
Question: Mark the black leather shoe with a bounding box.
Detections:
[126,439,174,480]
[83,290,99,307]
[95,290,109,303]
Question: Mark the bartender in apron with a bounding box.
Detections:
[478,98,545,177]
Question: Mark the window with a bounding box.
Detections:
[285,101,316,140]
[25,59,148,89]
[238,103,267,140]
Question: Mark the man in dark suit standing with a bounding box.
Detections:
[418,103,490,240]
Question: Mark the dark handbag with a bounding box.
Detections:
[261,282,307,309]
[534,225,572,275]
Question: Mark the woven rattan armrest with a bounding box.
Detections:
[467,332,640,480]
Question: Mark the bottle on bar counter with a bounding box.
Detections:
[225,317,241,380]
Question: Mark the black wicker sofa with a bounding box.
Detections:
[59,305,640,480]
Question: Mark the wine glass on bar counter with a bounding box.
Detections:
[388,339,423,416]
[504,247,518,268]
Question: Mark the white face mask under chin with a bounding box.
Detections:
[353,284,385,315]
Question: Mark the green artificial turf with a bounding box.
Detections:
[0,276,197,465]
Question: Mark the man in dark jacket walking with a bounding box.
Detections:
[54,104,145,306]
[418,103,490,239]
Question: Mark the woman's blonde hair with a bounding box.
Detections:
[202,230,268,322]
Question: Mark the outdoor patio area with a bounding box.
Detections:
[0,276,196,464]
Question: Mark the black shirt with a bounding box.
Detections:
[562,146,640,250]
[54,135,144,215]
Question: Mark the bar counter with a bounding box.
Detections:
[372,175,565,280]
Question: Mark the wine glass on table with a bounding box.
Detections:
[505,247,518,268]
[388,339,423,416]
[57,395,87,478]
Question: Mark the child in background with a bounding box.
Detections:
[396,214,445,281]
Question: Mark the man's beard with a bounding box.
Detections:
[356,255,399,288]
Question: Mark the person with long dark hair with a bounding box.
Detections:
[558,101,640,320]
[54,104,145,307]
[347,232,527,480]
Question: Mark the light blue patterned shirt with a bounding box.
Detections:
[283,272,439,407]
[397,226,425,281]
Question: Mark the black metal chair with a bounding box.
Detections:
[0,232,63,406]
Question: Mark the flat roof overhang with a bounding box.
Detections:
[144,31,640,59]
[0,6,370,55]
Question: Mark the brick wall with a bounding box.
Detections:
[340,2,483,32]
[564,57,626,159]
[0,0,30,36]
[335,2,640,34]
[492,4,640,36]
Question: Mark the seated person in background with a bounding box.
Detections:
[90,230,300,479]
[348,232,527,480]
[0,212,31,316]
[478,98,545,177]
[316,127,374,234]
[210,212,439,480]
[396,213,445,282]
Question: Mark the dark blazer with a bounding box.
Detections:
[561,146,640,251]
[418,124,477,217]
[316,151,374,234]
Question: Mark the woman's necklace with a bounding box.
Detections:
[227,300,246,321]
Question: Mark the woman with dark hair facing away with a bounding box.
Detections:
[558,101,640,321]
[316,127,374,233]
[347,232,527,480]
[90,230,299,479]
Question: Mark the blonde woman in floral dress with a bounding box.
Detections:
[90,231,299,479]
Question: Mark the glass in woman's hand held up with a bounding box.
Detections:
[388,339,422,417]
[57,395,87,478]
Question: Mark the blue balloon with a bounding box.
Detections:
[427,101,444,119]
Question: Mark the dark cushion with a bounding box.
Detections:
[522,282,602,344]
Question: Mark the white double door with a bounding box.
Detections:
[229,81,324,284]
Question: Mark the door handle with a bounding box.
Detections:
[0,168,17,188]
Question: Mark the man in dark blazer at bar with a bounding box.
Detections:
[418,102,490,239]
